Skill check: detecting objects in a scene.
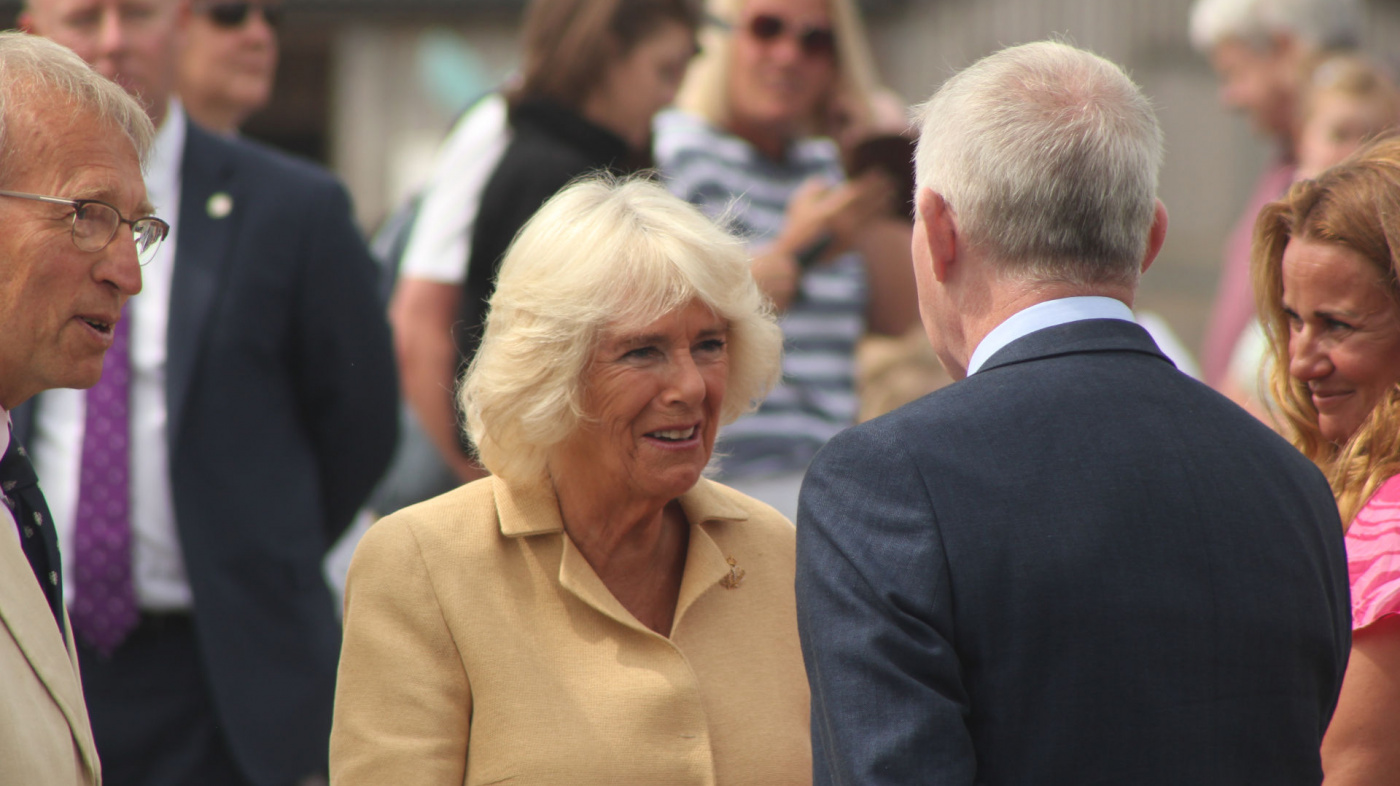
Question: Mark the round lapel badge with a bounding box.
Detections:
[207,192,233,219]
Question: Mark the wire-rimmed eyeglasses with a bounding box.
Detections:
[0,189,170,266]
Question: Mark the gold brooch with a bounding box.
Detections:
[719,556,745,589]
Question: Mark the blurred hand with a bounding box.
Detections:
[755,173,896,312]
[825,172,896,255]
[778,173,895,263]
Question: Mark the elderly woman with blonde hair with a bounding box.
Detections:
[329,177,810,785]
[1253,135,1400,785]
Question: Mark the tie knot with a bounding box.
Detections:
[0,441,40,491]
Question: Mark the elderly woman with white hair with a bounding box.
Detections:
[329,177,809,785]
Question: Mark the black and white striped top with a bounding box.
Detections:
[655,110,867,479]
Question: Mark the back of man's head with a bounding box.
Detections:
[0,31,155,180]
[914,41,1163,288]
[1189,0,1361,54]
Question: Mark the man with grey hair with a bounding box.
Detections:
[0,30,165,785]
[15,1,399,784]
[796,41,1350,785]
[1190,0,1360,385]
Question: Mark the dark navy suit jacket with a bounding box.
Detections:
[797,318,1350,785]
[16,121,398,786]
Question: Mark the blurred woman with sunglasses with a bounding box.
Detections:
[177,1,280,135]
[655,0,919,519]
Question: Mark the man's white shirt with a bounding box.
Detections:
[32,101,190,610]
[966,296,1136,376]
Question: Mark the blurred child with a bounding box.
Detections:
[1296,54,1400,178]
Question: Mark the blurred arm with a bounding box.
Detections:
[856,216,918,337]
[1322,615,1400,785]
[388,278,485,483]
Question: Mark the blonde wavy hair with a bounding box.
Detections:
[1253,134,1400,524]
[676,0,882,138]
[460,176,783,485]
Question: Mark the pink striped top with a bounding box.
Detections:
[1345,473,1400,630]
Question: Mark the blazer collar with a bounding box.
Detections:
[979,318,1173,374]
[492,475,751,538]
[492,475,751,637]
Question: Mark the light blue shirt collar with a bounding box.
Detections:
[966,296,1135,376]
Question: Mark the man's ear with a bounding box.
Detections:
[916,187,957,283]
[17,10,34,32]
[1141,199,1168,274]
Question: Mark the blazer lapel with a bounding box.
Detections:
[493,477,753,637]
[0,532,99,778]
[492,479,658,636]
[166,121,239,440]
[979,318,1173,374]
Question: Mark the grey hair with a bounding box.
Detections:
[1188,0,1361,54]
[0,31,156,182]
[913,40,1163,287]
[461,176,783,485]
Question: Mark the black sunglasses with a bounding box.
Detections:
[745,13,835,58]
[202,1,282,30]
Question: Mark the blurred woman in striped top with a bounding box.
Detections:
[654,0,919,519]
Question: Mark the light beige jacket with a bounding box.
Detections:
[0,525,102,785]
[330,476,811,786]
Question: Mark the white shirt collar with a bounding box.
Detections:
[145,99,186,218]
[966,296,1136,376]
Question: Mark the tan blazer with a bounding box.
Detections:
[331,476,811,786]
[0,527,102,786]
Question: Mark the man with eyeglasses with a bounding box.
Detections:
[0,31,162,786]
[177,1,280,135]
[15,1,398,785]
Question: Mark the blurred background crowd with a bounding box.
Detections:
[2,0,1396,360]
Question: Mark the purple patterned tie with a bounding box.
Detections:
[70,307,139,656]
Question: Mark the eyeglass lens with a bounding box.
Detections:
[131,220,168,266]
[207,2,281,30]
[71,202,168,266]
[746,14,835,58]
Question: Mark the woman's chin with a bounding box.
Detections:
[1318,414,1361,445]
[639,465,707,503]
